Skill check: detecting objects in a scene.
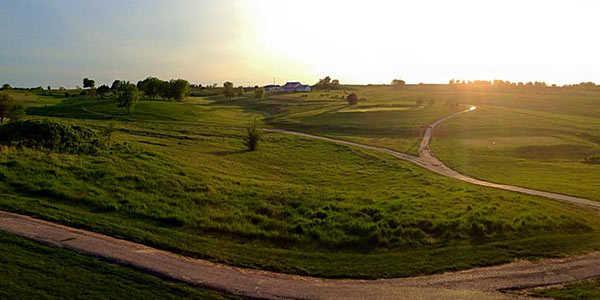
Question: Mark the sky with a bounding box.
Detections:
[1,0,599,87]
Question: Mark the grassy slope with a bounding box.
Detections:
[257,86,461,155]
[0,231,227,299]
[532,279,600,299]
[431,89,600,201]
[1,90,600,279]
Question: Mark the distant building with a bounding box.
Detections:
[281,82,312,93]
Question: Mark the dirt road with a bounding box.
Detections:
[6,210,598,300]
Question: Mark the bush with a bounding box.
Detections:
[243,119,261,151]
[0,120,106,154]
[584,154,600,164]
[346,93,358,105]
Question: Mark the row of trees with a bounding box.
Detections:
[313,76,341,90]
[79,77,191,101]
[449,79,599,89]
[136,77,190,100]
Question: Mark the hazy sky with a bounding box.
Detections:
[1,0,599,87]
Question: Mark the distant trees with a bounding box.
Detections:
[346,93,358,105]
[243,119,261,151]
[136,77,190,100]
[97,85,110,98]
[1,84,11,90]
[223,82,235,99]
[168,79,191,100]
[254,87,265,99]
[117,82,139,114]
[236,86,244,97]
[111,80,123,92]
[47,86,51,91]
[83,78,95,89]
[391,79,406,88]
[314,76,342,90]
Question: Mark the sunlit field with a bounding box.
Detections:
[2,87,600,279]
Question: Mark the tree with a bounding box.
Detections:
[236,86,244,97]
[346,93,358,105]
[254,87,265,99]
[47,86,51,91]
[111,80,123,92]
[169,79,191,100]
[138,77,163,99]
[0,93,14,123]
[391,79,406,88]
[243,119,261,151]
[83,78,95,89]
[223,82,235,99]
[97,85,110,98]
[117,82,139,114]
[1,84,11,90]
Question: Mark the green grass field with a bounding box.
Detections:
[430,89,600,201]
[0,231,228,299]
[1,88,600,280]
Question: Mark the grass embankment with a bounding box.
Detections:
[1,90,600,279]
[531,279,600,299]
[431,90,600,201]
[0,231,228,299]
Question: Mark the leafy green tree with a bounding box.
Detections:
[254,87,265,99]
[97,85,110,98]
[111,80,123,92]
[0,93,14,123]
[117,83,139,114]
[1,84,11,90]
[223,82,235,100]
[47,86,51,91]
[83,78,95,89]
[236,86,244,97]
[243,119,261,151]
[169,79,191,100]
[391,79,406,88]
[139,77,163,99]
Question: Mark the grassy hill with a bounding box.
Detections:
[1,88,600,279]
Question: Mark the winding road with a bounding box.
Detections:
[2,105,600,299]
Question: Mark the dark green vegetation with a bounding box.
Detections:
[532,278,600,299]
[1,86,600,279]
[0,231,228,299]
[0,120,106,154]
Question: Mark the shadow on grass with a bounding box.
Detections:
[210,149,249,156]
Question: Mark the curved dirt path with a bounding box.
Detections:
[5,210,600,300]
[268,106,600,210]
[2,106,600,299]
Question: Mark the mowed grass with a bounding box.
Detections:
[431,90,600,201]
[2,90,600,279]
[0,231,228,299]
[531,278,600,300]
[252,85,463,155]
